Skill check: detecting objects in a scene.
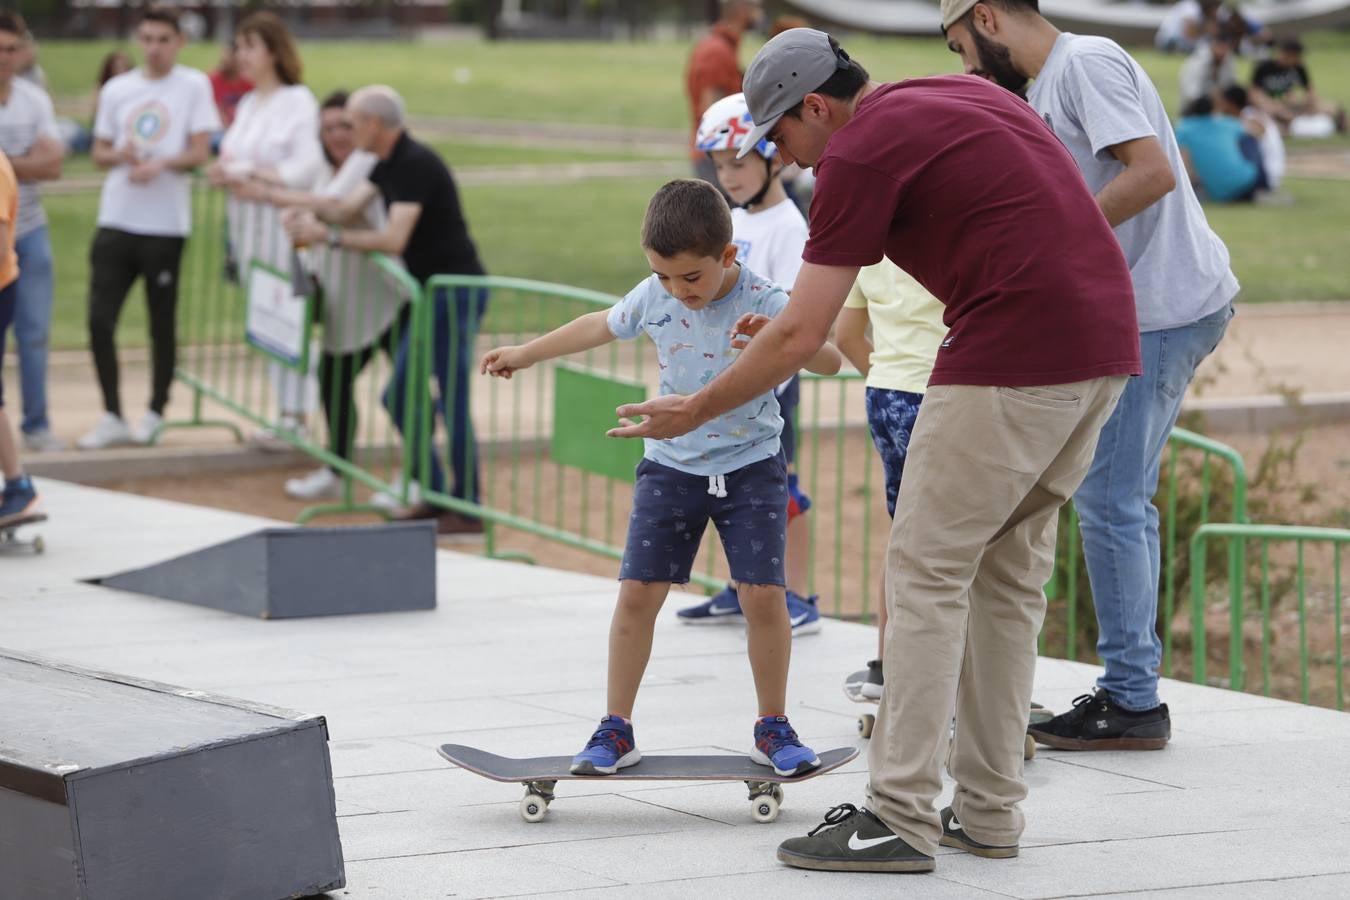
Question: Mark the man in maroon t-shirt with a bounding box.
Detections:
[610,29,1141,873]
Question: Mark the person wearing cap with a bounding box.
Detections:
[684,0,764,189]
[942,0,1237,753]
[609,27,1140,872]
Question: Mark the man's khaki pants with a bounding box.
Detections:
[866,377,1127,857]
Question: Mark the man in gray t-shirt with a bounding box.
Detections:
[942,0,1235,752]
[0,11,63,451]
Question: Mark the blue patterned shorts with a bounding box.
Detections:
[865,387,924,518]
[620,453,788,586]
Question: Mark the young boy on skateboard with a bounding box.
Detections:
[480,179,841,776]
[0,148,40,523]
[677,92,819,634]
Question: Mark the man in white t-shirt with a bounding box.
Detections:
[0,10,64,452]
[78,6,219,450]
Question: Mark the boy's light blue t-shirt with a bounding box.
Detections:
[607,264,789,476]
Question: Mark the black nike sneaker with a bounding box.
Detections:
[777,803,935,873]
[939,807,1018,859]
[1028,688,1170,751]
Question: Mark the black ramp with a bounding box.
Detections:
[94,520,436,618]
[0,649,345,900]
[440,744,857,782]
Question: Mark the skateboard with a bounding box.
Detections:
[0,512,46,554]
[844,669,1054,760]
[438,743,858,824]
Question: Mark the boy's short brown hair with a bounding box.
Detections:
[640,179,733,260]
[139,6,181,32]
[0,11,25,38]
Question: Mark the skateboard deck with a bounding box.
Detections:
[0,511,46,554]
[843,669,1053,758]
[438,743,857,823]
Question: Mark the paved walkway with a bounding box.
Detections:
[4,481,1350,898]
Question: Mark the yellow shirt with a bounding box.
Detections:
[0,151,16,290]
[843,258,946,394]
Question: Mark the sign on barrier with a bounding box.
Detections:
[245,259,314,372]
[551,363,646,481]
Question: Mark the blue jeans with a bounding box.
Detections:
[1075,303,1234,710]
[13,226,54,434]
[384,285,489,504]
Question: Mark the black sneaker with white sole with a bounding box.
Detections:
[844,659,884,701]
[1028,687,1170,751]
[777,803,935,873]
[939,807,1018,859]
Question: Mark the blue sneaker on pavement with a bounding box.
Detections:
[751,715,820,776]
[570,715,641,775]
[0,474,39,522]
[786,590,822,637]
[676,582,743,624]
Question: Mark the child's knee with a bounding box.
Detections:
[736,582,787,617]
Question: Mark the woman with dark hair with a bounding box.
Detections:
[236,90,410,500]
[210,10,323,447]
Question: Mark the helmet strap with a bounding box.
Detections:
[738,156,776,211]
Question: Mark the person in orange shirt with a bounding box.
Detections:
[0,148,40,522]
[685,0,763,188]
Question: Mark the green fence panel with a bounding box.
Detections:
[551,365,645,481]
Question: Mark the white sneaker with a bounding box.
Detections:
[285,467,341,500]
[130,410,164,445]
[77,413,134,450]
[22,429,67,452]
[371,475,421,510]
[248,419,308,453]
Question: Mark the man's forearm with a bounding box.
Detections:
[11,151,61,181]
[1096,162,1175,227]
[691,317,816,422]
[333,226,403,256]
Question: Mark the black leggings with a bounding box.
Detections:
[318,306,410,469]
[88,228,185,417]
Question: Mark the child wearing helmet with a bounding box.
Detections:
[677,92,819,634]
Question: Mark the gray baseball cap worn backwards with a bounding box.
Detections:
[738,28,854,159]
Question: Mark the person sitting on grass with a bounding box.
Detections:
[677,91,818,635]
[479,179,841,777]
[1250,37,1347,137]
[1216,84,1285,192]
[1176,95,1268,202]
[0,149,40,522]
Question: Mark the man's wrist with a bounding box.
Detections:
[327,225,342,249]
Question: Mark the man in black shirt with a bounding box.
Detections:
[1250,38,1346,135]
[287,84,489,535]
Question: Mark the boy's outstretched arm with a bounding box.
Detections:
[481,309,615,378]
[730,313,841,376]
[832,306,873,377]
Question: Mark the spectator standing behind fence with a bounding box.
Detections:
[0,149,39,521]
[285,86,489,537]
[208,43,252,153]
[238,90,410,501]
[77,7,218,450]
[0,11,63,453]
[685,0,762,190]
[211,11,323,449]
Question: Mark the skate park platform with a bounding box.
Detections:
[5,480,1350,898]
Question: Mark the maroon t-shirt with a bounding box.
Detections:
[804,76,1141,387]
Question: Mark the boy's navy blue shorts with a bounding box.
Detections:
[620,452,787,586]
[865,386,924,518]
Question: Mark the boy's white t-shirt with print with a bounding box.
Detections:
[94,65,221,237]
[730,199,807,292]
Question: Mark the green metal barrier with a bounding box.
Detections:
[172,181,428,522]
[1042,426,1250,675]
[1190,523,1349,709]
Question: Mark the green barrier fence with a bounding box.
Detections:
[171,181,429,523]
[1190,523,1350,710]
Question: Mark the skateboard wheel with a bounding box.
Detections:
[751,794,780,824]
[519,793,549,823]
[33,535,44,554]
[1024,735,1035,761]
[858,714,875,739]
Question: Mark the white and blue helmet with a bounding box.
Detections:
[695,92,777,160]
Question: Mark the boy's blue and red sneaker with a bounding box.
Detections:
[0,474,39,522]
[750,715,820,776]
[570,715,641,775]
[676,582,743,624]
